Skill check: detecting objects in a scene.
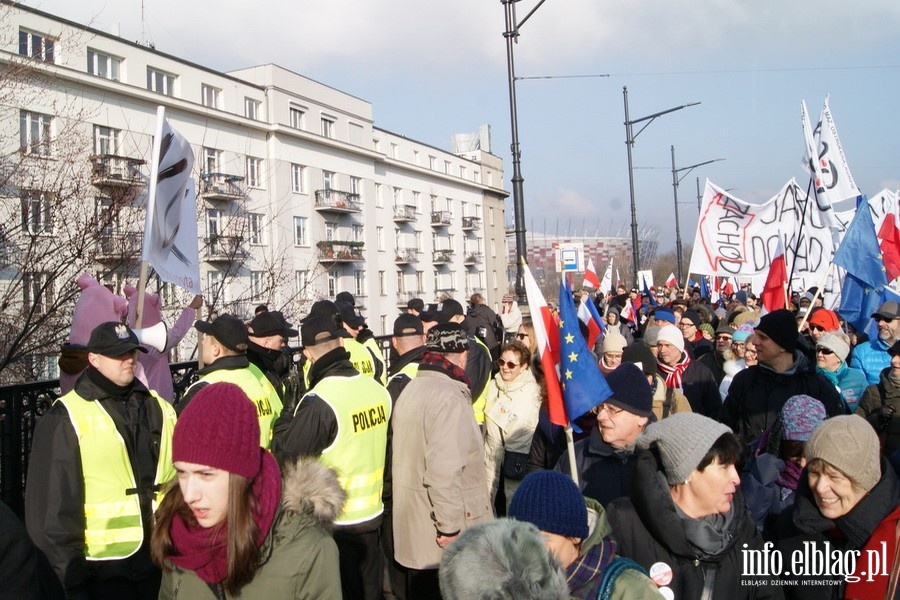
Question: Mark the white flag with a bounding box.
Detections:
[599,258,613,293]
[802,96,860,207]
[142,107,201,294]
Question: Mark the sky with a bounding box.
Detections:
[23,0,900,256]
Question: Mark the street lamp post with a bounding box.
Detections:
[670,147,725,282]
[502,0,547,303]
[623,87,699,287]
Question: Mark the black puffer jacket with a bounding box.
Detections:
[721,352,844,444]
[606,449,783,599]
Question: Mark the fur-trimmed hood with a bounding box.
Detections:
[280,457,346,528]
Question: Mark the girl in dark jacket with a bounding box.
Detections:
[607,413,783,599]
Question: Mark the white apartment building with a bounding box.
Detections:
[0,2,508,380]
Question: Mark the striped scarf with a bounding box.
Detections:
[658,353,691,389]
[566,536,617,597]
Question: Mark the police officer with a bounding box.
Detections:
[180,314,282,448]
[26,322,176,599]
[272,314,391,600]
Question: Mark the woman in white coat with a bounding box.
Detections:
[483,341,543,511]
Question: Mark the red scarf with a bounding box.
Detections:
[658,353,691,389]
[167,450,281,585]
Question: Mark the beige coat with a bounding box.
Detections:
[391,369,492,569]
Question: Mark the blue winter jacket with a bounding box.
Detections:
[817,361,868,413]
[850,337,891,385]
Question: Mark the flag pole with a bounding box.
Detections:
[796,263,834,331]
[565,425,579,486]
[134,262,150,330]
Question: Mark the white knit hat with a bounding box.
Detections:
[655,324,685,353]
[602,331,627,354]
[816,331,851,363]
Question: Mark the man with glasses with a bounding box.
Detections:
[554,363,654,506]
[697,323,733,385]
[850,301,900,385]
[721,309,843,444]
[679,309,712,358]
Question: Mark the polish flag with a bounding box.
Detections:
[723,278,735,296]
[523,262,565,426]
[576,296,603,348]
[665,272,677,287]
[879,213,900,282]
[619,299,635,323]
[583,257,600,290]
[760,237,788,312]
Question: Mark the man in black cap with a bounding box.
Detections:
[391,323,491,598]
[272,314,391,600]
[179,314,282,448]
[850,300,900,384]
[721,308,843,443]
[26,322,176,599]
[554,363,655,506]
[406,298,425,316]
[438,299,492,426]
[337,301,387,385]
[247,310,298,397]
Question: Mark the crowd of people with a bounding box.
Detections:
[6,283,900,599]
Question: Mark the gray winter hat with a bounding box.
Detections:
[637,412,732,484]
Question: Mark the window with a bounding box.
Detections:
[23,272,54,315]
[206,209,224,238]
[413,191,421,212]
[321,117,335,139]
[202,84,221,109]
[489,207,495,226]
[250,271,265,300]
[447,198,454,214]
[392,187,401,206]
[244,97,261,120]
[429,155,437,170]
[356,270,366,296]
[293,216,307,246]
[350,176,362,200]
[416,271,424,292]
[289,106,306,129]
[203,147,221,174]
[328,270,338,297]
[19,30,54,62]
[296,270,310,297]
[93,125,120,155]
[246,157,262,188]
[21,190,53,235]
[397,271,405,293]
[147,67,175,96]
[323,170,335,190]
[248,213,264,245]
[459,165,466,179]
[376,226,384,251]
[87,49,120,80]
[378,270,385,296]
[375,183,383,208]
[415,230,422,251]
[325,221,336,241]
[20,111,52,156]
[414,150,420,165]
[291,164,306,193]
[352,224,364,242]
[208,270,228,303]
[444,160,451,174]
[461,201,467,218]
[390,143,399,159]
[490,239,497,258]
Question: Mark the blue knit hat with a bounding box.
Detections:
[508,471,588,539]
[605,363,656,421]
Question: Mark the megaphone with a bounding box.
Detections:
[133,322,168,353]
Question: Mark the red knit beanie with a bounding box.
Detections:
[173,382,262,479]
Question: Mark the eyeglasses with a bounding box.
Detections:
[732,342,746,348]
[716,335,732,341]
[816,347,834,355]
[591,403,624,416]
[497,359,521,369]
[515,332,529,340]
[874,315,898,323]
[809,324,826,332]
[744,348,758,356]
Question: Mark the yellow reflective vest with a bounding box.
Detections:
[296,375,391,525]
[193,365,283,448]
[58,391,175,560]
[360,337,387,386]
[471,336,490,424]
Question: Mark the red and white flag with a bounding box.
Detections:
[760,236,788,313]
[576,299,602,349]
[583,257,600,290]
[619,299,635,323]
[665,272,677,287]
[523,262,566,426]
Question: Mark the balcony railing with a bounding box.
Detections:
[203,235,246,262]
[393,204,417,222]
[395,248,419,264]
[316,240,364,262]
[200,173,245,201]
[463,252,483,265]
[314,189,362,213]
[430,210,451,227]
[432,249,453,264]
[89,154,146,188]
[395,290,426,306]
[95,232,143,261]
[462,216,481,231]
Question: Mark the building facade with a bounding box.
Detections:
[0,2,508,381]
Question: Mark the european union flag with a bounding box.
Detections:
[699,274,710,300]
[642,276,658,307]
[834,206,889,332]
[558,275,612,431]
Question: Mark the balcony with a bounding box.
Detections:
[393,205,417,222]
[314,189,362,213]
[430,210,451,227]
[89,154,146,189]
[200,173,245,201]
[463,252,483,266]
[432,249,453,264]
[95,232,143,262]
[316,240,364,263]
[203,235,246,262]
[462,216,481,231]
[396,290,425,307]
[395,248,419,264]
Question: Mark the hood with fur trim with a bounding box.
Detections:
[280,457,346,528]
